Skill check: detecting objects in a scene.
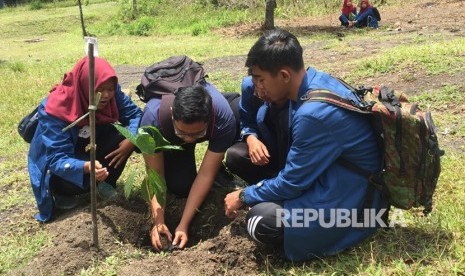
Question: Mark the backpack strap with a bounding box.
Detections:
[301,89,372,114]
[303,89,389,209]
[302,88,385,183]
[158,94,182,144]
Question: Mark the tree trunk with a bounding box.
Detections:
[132,0,137,18]
[264,0,277,30]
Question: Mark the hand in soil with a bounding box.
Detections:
[172,227,188,249]
[150,223,172,251]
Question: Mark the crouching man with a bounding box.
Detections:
[224,29,388,261]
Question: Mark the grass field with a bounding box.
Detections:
[0,0,464,275]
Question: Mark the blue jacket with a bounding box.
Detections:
[28,85,142,222]
[243,67,387,261]
[239,76,284,160]
[355,7,375,25]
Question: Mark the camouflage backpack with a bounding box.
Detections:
[303,84,444,215]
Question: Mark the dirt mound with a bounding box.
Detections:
[12,197,148,275]
[12,186,283,275]
[118,214,281,276]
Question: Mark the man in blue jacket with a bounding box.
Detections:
[224,29,388,261]
[225,76,289,183]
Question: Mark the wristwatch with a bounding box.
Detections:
[239,189,246,205]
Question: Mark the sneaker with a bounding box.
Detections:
[54,194,79,210]
[97,182,118,200]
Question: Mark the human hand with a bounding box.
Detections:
[105,138,134,168]
[224,189,243,219]
[172,225,188,249]
[150,223,173,251]
[246,136,270,166]
[84,160,108,182]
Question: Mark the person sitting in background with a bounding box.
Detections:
[339,0,357,28]
[28,56,142,222]
[139,83,237,251]
[225,76,289,184]
[351,0,380,28]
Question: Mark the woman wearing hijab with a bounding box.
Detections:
[352,0,380,28]
[28,56,142,222]
[339,0,357,27]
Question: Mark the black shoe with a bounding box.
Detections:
[53,193,89,209]
[53,194,79,210]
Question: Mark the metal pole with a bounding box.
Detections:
[88,43,99,249]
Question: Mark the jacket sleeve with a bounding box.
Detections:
[239,77,261,140]
[115,85,142,135]
[243,113,343,204]
[41,112,86,187]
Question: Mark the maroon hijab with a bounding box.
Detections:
[342,0,356,17]
[45,56,119,126]
[359,0,373,14]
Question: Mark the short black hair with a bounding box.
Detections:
[172,85,212,124]
[245,29,304,75]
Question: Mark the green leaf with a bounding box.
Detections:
[114,124,176,207]
[124,170,137,199]
[141,126,171,147]
[135,128,157,154]
[113,124,137,145]
[147,168,167,207]
[140,175,156,204]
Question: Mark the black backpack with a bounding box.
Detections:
[18,105,40,143]
[135,55,207,103]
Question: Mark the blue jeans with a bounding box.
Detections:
[368,16,379,28]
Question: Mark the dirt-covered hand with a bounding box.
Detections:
[224,190,243,218]
[150,223,172,251]
[105,138,134,168]
[246,135,270,165]
[172,226,188,249]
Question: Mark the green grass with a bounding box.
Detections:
[349,37,465,78]
[0,230,50,274]
[1,0,464,274]
[98,3,259,37]
[411,85,465,137]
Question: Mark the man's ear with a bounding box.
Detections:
[278,68,292,84]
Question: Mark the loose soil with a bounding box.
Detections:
[10,1,465,275]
